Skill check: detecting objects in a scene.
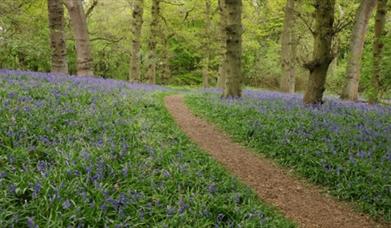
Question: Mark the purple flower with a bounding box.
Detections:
[162,170,171,178]
[349,154,356,164]
[0,171,7,179]
[8,184,16,194]
[208,183,218,194]
[27,217,38,228]
[32,182,41,198]
[122,166,129,177]
[178,198,189,214]
[357,151,367,159]
[216,213,225,222]
[384,152,391,162]
[62,199,71,209]
[36,160,48,173]
[166,206,176,217]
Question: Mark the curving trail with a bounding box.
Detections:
[164,95,383,228]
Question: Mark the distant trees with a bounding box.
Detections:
[280,0,297,93]
[223,0,243,98]
[303,0,336,104]
[64,0,93,76]
[129,0,144,82]
[341,0,376,101]
[48,0,68,74]
[3,0,391,103]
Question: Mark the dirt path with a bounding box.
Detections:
[165,95,383,228]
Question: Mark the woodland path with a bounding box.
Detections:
[164,95,383,228]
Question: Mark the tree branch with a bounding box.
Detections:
[86,0,99,18]
[296,12,315,35]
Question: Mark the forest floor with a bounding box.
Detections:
[165,95,383,228]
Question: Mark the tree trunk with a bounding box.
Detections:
[146,0,160,84]
[65,0,93,76]
[303,0,336,105]
[159,31,172,84]
[223,0,242,98]
[341,0,376,100]
[217,0,226,89]
[129,0,144,82]
[369,0,388,103]
[48,0,68,74]
[202,0,212,88]
[280,0,297,93]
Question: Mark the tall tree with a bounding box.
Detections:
[303,0,336,104]
[280,0,297,93]
[341,0,377,101]
[48,0,68,74]
[146,0,160,84]
[202,0,212,88]
[159,31,173,84]
[369,0,388,103]
[64,0,93,76]
[223,0,243,98]
[216,0,226,89]
[129,0,144,82]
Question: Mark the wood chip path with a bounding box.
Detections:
[164,95,384,228]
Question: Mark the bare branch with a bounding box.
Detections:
[86,0,99,18]
[296,12,315,35]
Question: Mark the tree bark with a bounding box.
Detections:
[369,0,388,103]
[341,0,376,100]
[202,0,212,88]
[146,0,160,84]
[129,0,144,82]
[48,0,68,74]
[303,0,336,105]
[280,0,297,93]
[159,31,172,84]
[223,0,242,98]
[65,0,94,76]
[217,0,227,89]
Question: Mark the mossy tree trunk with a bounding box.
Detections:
[146,0,160,84]
[369,0,388,103]
[223,0,243,98]
[217,0,227,89]
[129,0,144,82]
[64,0,94,76]
[341,0,376,101]
[303,0,336,105]
[202,0,212,88]
[280,0,297,93]
[48,0,68,74]
[159,30,172,84]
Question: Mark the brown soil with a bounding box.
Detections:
[164,95,385,228]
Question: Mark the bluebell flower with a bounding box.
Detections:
[208,183,218,194]
[27,217,38,228]
[166,206,176,217]
[0,171,7,179]
[32,182,41,198]
[178,198,189,214]
[162,169,170,178]
[36,160,48,175]
[62,199,71,209]
[8,184,16,194]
